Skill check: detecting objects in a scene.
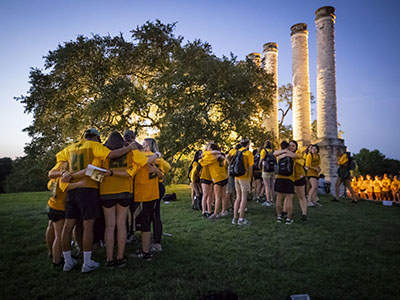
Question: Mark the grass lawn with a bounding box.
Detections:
[0,184,399,300]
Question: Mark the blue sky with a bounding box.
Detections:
[1,0,399,159]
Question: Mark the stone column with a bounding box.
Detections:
[290,23,311,148]
[315,6,338,140]
[247,52,262,68]
[315,6,344,184]
[262,42,279,142]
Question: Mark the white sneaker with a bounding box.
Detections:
[81,262,100,273]
[232,218,237,225]
[307,202,315,207]
[63,258,77,272]
[237,218,249,225]
[220,211,229,217]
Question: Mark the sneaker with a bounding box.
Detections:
[237,218,249,225]
[301,215,307,221]
[331,197,340,202]
[135,250,153,261]
[219,211,229,217]
[208,213,216,220]
[52,259,64,269]
[277,216,283,223]
[314,202,323,207]
[63,258,77,272]
[81,262,100,273]
[232,218,237,225]
[285,218,294,225]
[150,245,163,253]
[105,260,115,269]
[261,201,271,207]
[307,202,315,207]
[115,257,127,268]
[127,234,137,243]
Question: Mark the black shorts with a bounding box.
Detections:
[133,200,157,232]
[294,177,306,187]
[338,167,351,181]
[274,178,294,194]
[308,176,319,180]
[215,178,228,186]
[65,188,100,221]
[101,197,132,208]
[200,179,213,185]
[382,191,391,199]
[47,207,65,222]
[253,171,262,180]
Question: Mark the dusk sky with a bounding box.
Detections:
[1,0,399,160]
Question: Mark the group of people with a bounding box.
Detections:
[350,174,399,202]
[45,128,170,273]
[188,139,345,226]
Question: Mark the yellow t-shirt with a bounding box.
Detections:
[365,179,374,192]
[228,147,254,180]
[391,179,399,192]
[338,153,348,166]
[381,178,392,192]
[293,149,306,181]
[199,151,228,183]
[189,161,200,182]
[47,178,68,211]
[305,153,321,177]
[351,179,359,192]
[373,180,382,192]
[134,151,159,202]
[157,158,171,183]
[200,163,212,181]
[100,150,147,198]
[57,139,111,189]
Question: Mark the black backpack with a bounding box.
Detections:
[229,150,246,177]
[346,152,356,170]
[263,150,276,172]
[277,156,294,176]
[253,153,261,171]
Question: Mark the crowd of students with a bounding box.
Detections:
[45,128,170,272]
[188,139,336,226]
[349,174,399,202]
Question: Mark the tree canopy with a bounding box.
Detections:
[18,20,275,164]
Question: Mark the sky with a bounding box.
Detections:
[0,0,399,160]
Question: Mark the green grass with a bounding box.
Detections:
[0,185,399,300]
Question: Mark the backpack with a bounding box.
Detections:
[346,152,356,170]
[229,150,246,177]
[263,149,276,173]
[253,153,261,171]
[277,156,294,176]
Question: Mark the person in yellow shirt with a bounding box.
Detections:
[99,132,152,267]
[143,138,171,253]
[46,160,86,267]
[273,141,298,225]
[305,144,321,206]
[391,175,400,203]
[228,138,254,225]
[351,177,359,198]
[131,138,163,260]
[332,147,358,203]
[188,150,202,210]
[365,175,374,200]
[381,173,392,201]
[288,141,307,221]
[57,128,141,273]
[199,144,214,217]
[357,175,368,200]
[373,176,382,201]
[259,141,275,206]
[199,143,229,220]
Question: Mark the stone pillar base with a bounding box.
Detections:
[315,138,345,185]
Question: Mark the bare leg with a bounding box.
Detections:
[239,190,248,219]
[141,231,151,253]
[285,194,293,219]
[201,183,211,214]
[62,219,76,251]
[308,178,318,204]
[116,204,128,260]
[295,185,307,216]
[82,219,95,251]
[52,219,65,264]
[275,193,283,216]
[103,206,116,262]
[213,184,222,216]
[46,220,55,258]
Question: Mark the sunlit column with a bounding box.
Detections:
[262,42,279,141]
[291,23,311,147]
[315,6,338,139]
[247,52,262,67]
